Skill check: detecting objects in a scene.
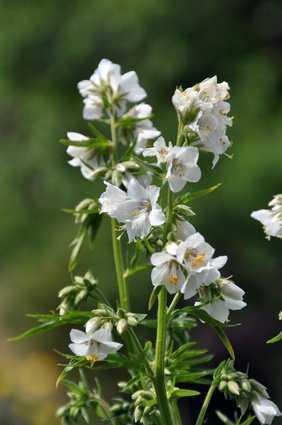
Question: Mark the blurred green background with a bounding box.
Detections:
[1,0,282,424]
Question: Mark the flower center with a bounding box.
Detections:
[172,159,185,177]
[86,354,98,364]
[185,249,206,268]
[132,200,151,217]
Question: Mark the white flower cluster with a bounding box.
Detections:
[143,136,201,192]
[251,194,282,240]
[151,220,246,322]
[66,59,160,180]
[99,177,165,242]
[172,76,232,167]
[69,318,122,362]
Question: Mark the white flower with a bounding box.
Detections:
[177,232,227,299]
[174,220,196,241]
[172,87,199,119]
[124,103,160,154]
[251,194,282,239]
[172,76,232,167]
[151,243,185,294]
[99,178,165,241]
[66,132,103,180]
[69,321,122,362]
[143,137,171,165]
[78,59,146,120]
[252,395,281,425]
[166,146,201,192]
[198,279,246,323]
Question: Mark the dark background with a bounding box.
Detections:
[0,1,281,424]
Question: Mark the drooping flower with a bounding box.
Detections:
[123,104,160,154]
[172,76,232,167]
[69,320,122,363]
[166,146,201,192]
[250,380,281,424]
[66,132,103,180]
[251,194,282,240]
[151,243,185,294]
[78,59,146,120]
[197,278,246,323]
[177,232,227,299]
[99,178,165,241]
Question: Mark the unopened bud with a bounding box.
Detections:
[58,285,75,298]
[227,381,240,395]
[127,316,138,327]
[117,318,127,334]
[91,308,108,316]
[85,317,102,333]
[219,380,227,391]
[242,380,251,392]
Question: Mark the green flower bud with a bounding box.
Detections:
[117,318,128,334]
[227,381,240,395]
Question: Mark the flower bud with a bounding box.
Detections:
[85,317,102,334]
[58,285,76,298]
[127,315,138,327]
[116,318,128,334]
[219,380,227,391]
[227,381,240,395]
[241,380,251,393]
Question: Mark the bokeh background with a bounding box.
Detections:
[1,0,282,424]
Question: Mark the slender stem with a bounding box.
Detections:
[167,292,181,316]
[195,383,217,425]
[171,399,182,425]
[154,287,174,425]
[111,219,130,310]
[128,327,154,380]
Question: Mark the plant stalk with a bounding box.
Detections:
[195,383,216,425]
[111,218,130,311]
[154,287,174,425]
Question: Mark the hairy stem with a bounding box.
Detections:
[154,287,174,425]
[195,383,216,425]
[111,219,130,311]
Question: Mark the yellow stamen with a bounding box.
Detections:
[168,274,179,285]
[86,354,98,365]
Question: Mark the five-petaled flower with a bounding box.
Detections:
[197,278,246,323]
[151,243,185,294]
[69,320,122,363]
[99,178,165,242]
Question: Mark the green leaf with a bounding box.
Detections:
[216,411,235,425]
[69,231,86,272]
[241,416,256,425]
[9,311,92,341]
[60,136,112,150]
[181,307,235,359]
[179,183,222,204]
[267,331,282,344]
[175,370,213,384]
[171,389,200,398]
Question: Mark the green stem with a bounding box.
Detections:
[167,292,181,316]
[128,327,154,380]
[171,399,182,425]
[195,383,216,425]
[111,219,130,310]
[154,288,174,425]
